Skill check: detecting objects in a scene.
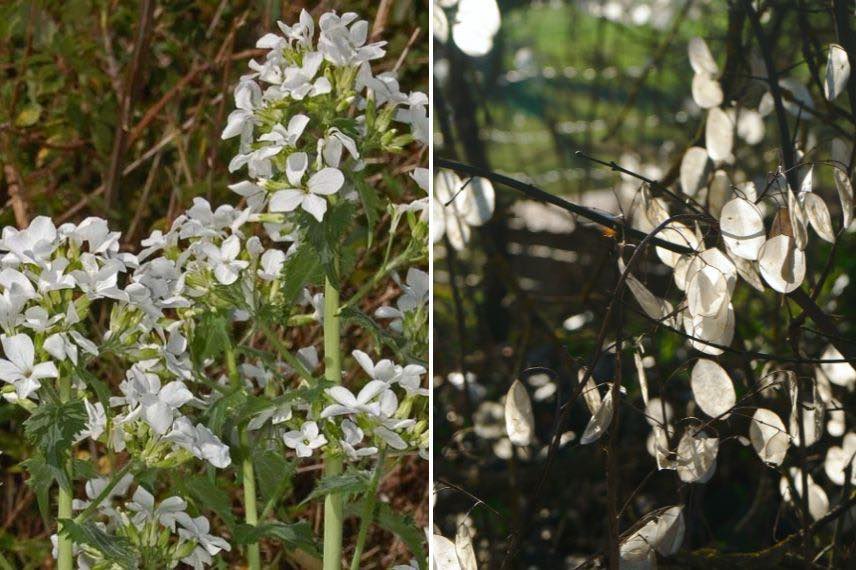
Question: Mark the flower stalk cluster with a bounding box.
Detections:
[3,9,427,570]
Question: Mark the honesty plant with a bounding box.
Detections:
[432,20,855,570]
[3,9,427,570]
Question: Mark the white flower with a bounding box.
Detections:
[199,235,248,285]
[320,380,392,418]
[177,514,231,567]
[126,486,187,530]
[247,401,293,430]
[375,268,429,332]
[0,216,58,264]
[71,254,128,301]
[258,249,286,281]
[283,421,328,457]
[222,79,260,143]
[318,12,386,66]
[268,152,345,222]
[74,399,107,443]
[352,350,398,382]
[165,417,232,468]
[397,364,428,396]
[113,365,193,435]
[340,419,377,459]
[258,114,310,152]
[0,333,58,399]
[374,425,408,450]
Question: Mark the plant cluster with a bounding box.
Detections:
[431,4,855,568]
[2,9,427,570]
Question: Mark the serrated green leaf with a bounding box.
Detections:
[279,243,322,305]
[340,306,402,356]
[232,521,319,556]
[345,501,426,568]
[354,174,382,247]
[252,448,295,505]
[21,455,55,524]
[205,388,246,434]
[23,400,86,485]
[191,312,230,364]
[59,519,138,569]
[301,470,371,505]
[181,475,236,529]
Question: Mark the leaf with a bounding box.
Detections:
[181,475,236,529]
[455,524,478,570]
[623,506,685,561]
[191,312,230,364]
[24,400,87,485]
[279,243,322,305]
[692,73,723,109]
[304,200,357,285]
[720,197,765,260]
[819,344,856,388]
[252,448,295,505]
[750,408,789,466]
[340,306,402,357]
[301,470,370,504]
[679,147,711,197]
[21,455,55,524]
[824,43,850,102]
[353,173,383,247]
[705,107,733,163]
[787,187,808,250]
[374,502,427,564]
[686,265,729,318]
[432,534,462,570]
[581,388,614,445]
[504,380,534,446]
[14,102,42,127]
[233,521,318,555]
[833,167,854,230]
[682,300,734,356]
[59,519,137,569]
[676,429,718,483]
[690,359,736,419]
[801,192,835,243]
[757,235,806,293]
[688,37,718,76]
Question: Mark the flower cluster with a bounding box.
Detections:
[2,9,428,569]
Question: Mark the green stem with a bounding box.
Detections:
[349,449,387,570]
[73,461,135,523]
[56,376,73,570]
[226,344,261,570]
[322,277,344,570]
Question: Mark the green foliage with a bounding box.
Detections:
[279,243,323,305]
[233,521,318,555]
[23,399,86,484]
[181,475,236,530]
[251,448,295,506]
[301,469,371,505]
[59,519,138,569]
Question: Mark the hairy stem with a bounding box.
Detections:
[323,277,344,570]
[56,375,74,570]
[349,448,387,570]
[226,343,261,570]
